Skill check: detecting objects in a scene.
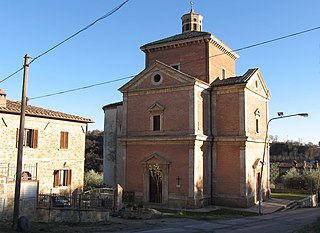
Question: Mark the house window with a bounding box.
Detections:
[17,128,38,148]
[60,131,69,149]
[153,115,161,131]
[53,169,72,187]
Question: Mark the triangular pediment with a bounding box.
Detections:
[141,153,171,165]
[148,102,165,113]
[245,69,271,99]
[119,61,201,93]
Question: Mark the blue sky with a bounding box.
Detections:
[0,1,319,144]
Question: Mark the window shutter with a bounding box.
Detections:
[60,132,69,149]
[32,129,38,148]
[16,128,19,148]
[67,170,72,186]
[65,132,69,149]
[53,170,59,187]
[60,132,63,148]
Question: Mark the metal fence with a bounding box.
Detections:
[38,190,115,211]
[0,163,37,181]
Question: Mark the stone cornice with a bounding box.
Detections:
[209,36,239,60]
[120,134,212,144]
[141,33,239,61]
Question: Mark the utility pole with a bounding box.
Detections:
[12,54,30,229]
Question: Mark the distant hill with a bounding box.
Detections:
[270,141,320,163]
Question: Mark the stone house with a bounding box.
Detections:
[103,9,271,208]
[0,89,93,215]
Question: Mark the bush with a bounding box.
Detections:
[282,168,320,192]
[84,170,104,191]
[282,168,305,190]
[304,169,320,192]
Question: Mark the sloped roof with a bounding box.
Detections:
[212,68,259,87]
[102,101,123,110]
[141,31,212,48]
[0,99,93,123]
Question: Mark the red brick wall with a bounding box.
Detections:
[215,144,240,195]
[125,144,190,195]
[127,90,190,134]
[208,44,236,82]
[146,43,207,82]
[215,92,240,135]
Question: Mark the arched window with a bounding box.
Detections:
[255,109,261,134]
[21,171,32,180]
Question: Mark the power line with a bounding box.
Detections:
[0,0,130,84]
[0,67,24,84]
[226,26,320,54]
[28,25,320,101]
[29,75,135,100]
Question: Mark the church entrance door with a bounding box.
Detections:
[149,172,162,203]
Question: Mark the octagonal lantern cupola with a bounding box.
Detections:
[181,3,203,33]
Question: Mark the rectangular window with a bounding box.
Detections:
[256,118,260,134]
[221,68,226,79]
[153,115,161,131]
[53,169,72,187]
[60,131,69,149]
[17,128,38,148]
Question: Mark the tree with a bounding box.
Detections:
[85,130,103,172]
[282,168,320,192]
[84,170,104,191]
[149,164,163,203]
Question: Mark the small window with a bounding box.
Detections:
[53,169,72,187]
[153,115,161,131]
[255,118,260,134]
[60,131,69,149]
[171,64,180,70]
[21,171,32,180]
[153,74,161,83]
[17,128,38,148]
[221,68,226,79]
[152,73,163,85]
[193,24,197,30]
[255,109,261,134]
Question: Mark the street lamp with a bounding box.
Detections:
[258,112,308,214]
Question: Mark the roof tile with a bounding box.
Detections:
[0,99,93,123]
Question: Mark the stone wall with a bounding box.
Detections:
[0,112,87,196]
[37,208,109,223]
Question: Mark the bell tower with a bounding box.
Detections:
[181,2,203,33]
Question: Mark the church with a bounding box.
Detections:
[103,7,271,208]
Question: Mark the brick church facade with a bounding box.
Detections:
[103,8,271,208]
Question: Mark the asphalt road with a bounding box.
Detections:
[113,208,320,233]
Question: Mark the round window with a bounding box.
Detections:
[153,74,161,83]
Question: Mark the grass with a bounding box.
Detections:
[155,208,258,220]
[270,192,310,200]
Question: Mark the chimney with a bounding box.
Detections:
[0,89,7,107]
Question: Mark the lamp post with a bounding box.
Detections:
[258,112,308,215]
